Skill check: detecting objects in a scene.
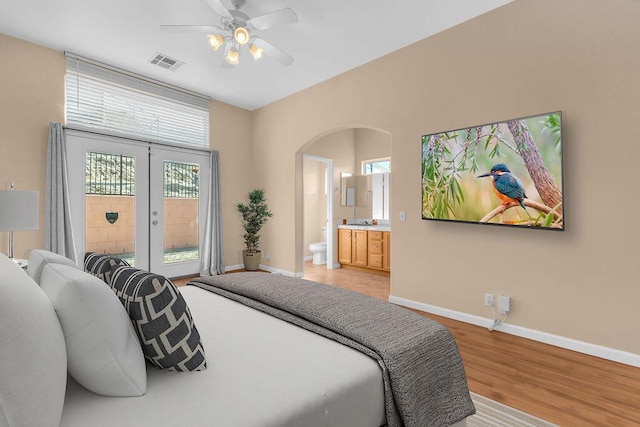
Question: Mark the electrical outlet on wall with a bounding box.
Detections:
[484,293,494,307]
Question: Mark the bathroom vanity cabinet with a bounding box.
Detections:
[338,228,366,266]
[338,227,390,272]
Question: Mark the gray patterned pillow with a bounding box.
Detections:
[109,266,207,372]
[84,252,130,284]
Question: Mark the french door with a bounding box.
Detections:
[149,146,209,277]
[66,130,210,278]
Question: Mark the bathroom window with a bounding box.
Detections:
[362,158,391,175]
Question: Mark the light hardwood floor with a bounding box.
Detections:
[175,264,640,426]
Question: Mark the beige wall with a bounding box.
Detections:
[209,100,253,268]
[354,128,391,173]
[252,0,640,355]
[0,34,65,259]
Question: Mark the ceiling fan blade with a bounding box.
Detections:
[248,8,298,30]
[252,37,294,66]
[160,25,223,33]
[205,0,232,19]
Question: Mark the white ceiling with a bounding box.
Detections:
[0,0,512,110]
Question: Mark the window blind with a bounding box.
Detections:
[65,54,210,147]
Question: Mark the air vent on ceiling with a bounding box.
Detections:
[149,53,184,71]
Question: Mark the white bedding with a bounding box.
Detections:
[61,286,386,427]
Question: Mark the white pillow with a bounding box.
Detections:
[0,253,67,427]
[28,249,78,284]
[41,263,147,397]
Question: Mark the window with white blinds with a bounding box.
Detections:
[65,54,210,147]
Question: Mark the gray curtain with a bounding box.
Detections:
[200,150,224,275]
[45,123,77,260]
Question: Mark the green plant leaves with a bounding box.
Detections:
[236,189,273,252]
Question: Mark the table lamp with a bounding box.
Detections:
[0,183,39,262]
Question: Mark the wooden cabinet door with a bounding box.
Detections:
[352,230,368,266]
[338,229,352,264]
[383,232,391,271]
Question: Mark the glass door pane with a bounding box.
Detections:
[84,152,136,265]
[149,147,209,278]
[162,160,200,265]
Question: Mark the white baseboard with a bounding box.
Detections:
[223,264,244,272]
[304,255,313,262]
[389,295,640,368]
[259,264,303,278]
[226,263,303,278]
[225,263,301,277]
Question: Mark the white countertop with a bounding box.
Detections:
[338,224,391,232]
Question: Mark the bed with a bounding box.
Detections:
[0,251,473,427]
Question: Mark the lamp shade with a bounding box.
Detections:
[0,190,39,231]
[249,43,264,61]
[233,27,249,45]
[225,42,240,65]
[207,34,224,51]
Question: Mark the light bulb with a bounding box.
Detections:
[207,34,224,51]
[249,43,264,61]
[234,27,249,45]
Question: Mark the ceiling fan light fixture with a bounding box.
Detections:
[249,43,264,61]
[233,27,250,45]
[207,34,225,51]
[225,42,240,65]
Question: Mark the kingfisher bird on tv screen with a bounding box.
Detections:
[421,111,564,230]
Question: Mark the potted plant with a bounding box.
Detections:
[236,189,273,271]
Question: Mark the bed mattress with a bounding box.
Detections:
[60,286,386,427]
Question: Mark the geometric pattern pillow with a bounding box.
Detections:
[84,252,131,284]
[109,266,207,372]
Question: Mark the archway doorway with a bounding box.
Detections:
[297,127,391,277]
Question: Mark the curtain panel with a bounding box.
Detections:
[45,123,77,259]
[200,151,224,275]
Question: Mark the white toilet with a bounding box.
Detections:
[309,227,327,265]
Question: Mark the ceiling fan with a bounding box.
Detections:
[161,0,298,68]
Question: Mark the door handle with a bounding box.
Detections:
[152,220,158,225]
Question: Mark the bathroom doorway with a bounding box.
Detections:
[302,154,335,273]
[297,127,391,277]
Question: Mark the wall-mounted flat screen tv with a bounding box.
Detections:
[421,111,563,230]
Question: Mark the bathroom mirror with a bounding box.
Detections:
[340,173,371,207]
[340,172,390,219]
[355,175,370,207]
[340,173,353,206]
